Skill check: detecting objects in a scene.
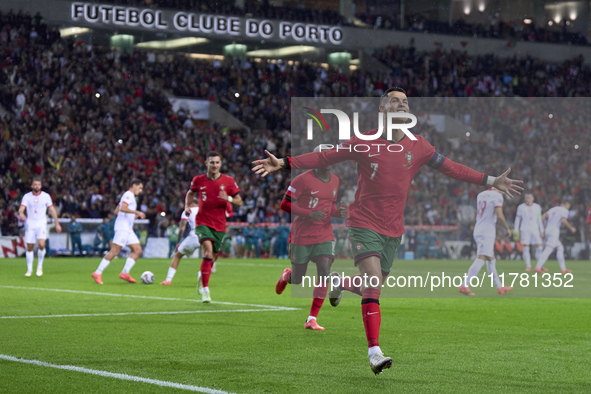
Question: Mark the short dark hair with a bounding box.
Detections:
[32,177,42,183]
[207,151,221,160]
[380,87,407,106]
[130,178,143,187]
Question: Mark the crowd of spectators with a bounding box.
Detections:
[0,9,590,249]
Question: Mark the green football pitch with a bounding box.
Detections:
[0,257,590,393]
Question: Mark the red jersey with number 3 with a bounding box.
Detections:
[190,174,240,232]
[285,170,339,245]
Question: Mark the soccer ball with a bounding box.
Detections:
[140,271,155,284]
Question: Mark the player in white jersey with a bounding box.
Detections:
[535,201,576,274]
[160,202,232,286]
[460,187,513,296]
[514,193,544,272]
[91,179,145,284]
[160,203,200,285]
[18,178,62,277]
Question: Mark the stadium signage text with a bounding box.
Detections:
[305,109,417,141]
[70,3,344,45]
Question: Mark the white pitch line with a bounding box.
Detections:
[0,309,286,319]
[0,354,233,394]
[0,285,299,311]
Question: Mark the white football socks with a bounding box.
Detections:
[522,246,531,268]
[37,248,46,270]
[556,245,566,271]
[166,267,177,281]
[26,251,34,272]
[486,259,503,289]
[368,346,382,358]
[121,258,136,274]
[535,245,543,260]
[96,258,110,274]
[464,258,485,287]
[306,316,317,323]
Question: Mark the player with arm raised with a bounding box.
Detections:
[252,87,523,374]
[91,179,145,284]
[18,177,62,277]
[535,201,577,274]
[275,145,347,331]
[514,193,544,272]
[459,187,514,296]
[186,151,243,303]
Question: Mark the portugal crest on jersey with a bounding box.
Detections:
[220,185,225,190]
[404,151,414,168]
[333,189,337,197]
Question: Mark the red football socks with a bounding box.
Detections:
[200,258,213,287]
[341,275,363,295]
[309,282,327,318]
[361,288,381,348]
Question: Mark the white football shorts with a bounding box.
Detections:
[519,229,542,245]
[24,225,47,244]
[474,235,495,257]
[178,235,200,256]
[544,231,562,249]
[113,229,141,247]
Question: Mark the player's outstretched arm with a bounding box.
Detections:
[252,144,356,177]
[434,155,523,198]
[491,168,524,198]
[252,150,284,177]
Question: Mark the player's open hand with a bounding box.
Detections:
[252,150,282,177]
[56,223,62,233]
[136,211,146,220]
[310,209,326,221]
[19,213,26,222]
[219,190,228,201]
[493,168,524,198]
[338,201,347,218]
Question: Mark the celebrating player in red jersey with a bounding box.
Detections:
[275,145,347,331]
[253,87,523,374]
[185,151,243,303]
